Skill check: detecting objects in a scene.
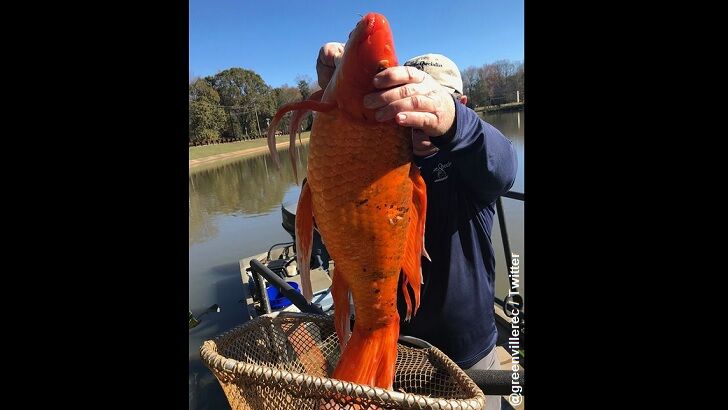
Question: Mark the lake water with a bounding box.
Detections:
[188,110,524,409]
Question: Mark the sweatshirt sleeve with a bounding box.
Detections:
[431,99,518,206]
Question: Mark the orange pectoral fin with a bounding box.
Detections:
[287,90,328,184]
[267,89,335,172]
[400,164,427,321]
[296,182,314,301]
[331,268,351,352]
[288,109,306,185]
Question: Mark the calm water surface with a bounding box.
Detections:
[188,110,524,409]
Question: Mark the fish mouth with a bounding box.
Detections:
[349,13,390,44]
[348,14,379,40]
[360,13,389,40]
[349,13,397,70]
[362,12,380,34]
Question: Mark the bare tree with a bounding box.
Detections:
[493,60,516,78]
[461,66,479,107]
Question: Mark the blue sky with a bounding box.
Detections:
[189,0,523,88]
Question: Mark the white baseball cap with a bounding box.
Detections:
[404,53,463,96]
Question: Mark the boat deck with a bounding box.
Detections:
[239,249,333,318]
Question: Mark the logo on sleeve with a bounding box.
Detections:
[433,162,451,182]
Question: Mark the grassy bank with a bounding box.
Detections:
[189,132,311,160]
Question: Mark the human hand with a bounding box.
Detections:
[316,42,345,90]
[363,66,456,138]
[411,129,439,157]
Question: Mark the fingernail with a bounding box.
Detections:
[372,77,382,87]
[397,114,407,122]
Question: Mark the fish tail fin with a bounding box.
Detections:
[296,182,314,301]
[331,269,352,352]
[400,165,428,321]
[331,318,399,390]
[267,90,334,184]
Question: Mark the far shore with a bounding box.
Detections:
[189,135,310,168]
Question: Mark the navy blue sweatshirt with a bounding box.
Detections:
[397,100,518,368]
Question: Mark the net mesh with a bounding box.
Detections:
[201,312,486,409]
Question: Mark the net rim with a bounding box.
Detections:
[200,313,487,409]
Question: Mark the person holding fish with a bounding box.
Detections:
[268,16,516,409]
[316,41,517,400]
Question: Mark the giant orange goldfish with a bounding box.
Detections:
[267,12,426,390]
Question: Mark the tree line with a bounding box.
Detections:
[189,60,523,144]
[189,68,317,145]
[462,60,524,109]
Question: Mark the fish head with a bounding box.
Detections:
[330,12,398,122]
